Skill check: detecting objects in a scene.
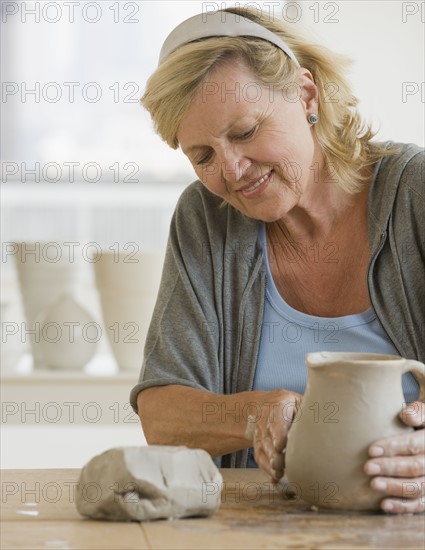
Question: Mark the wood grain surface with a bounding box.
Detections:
[1,468,424,549]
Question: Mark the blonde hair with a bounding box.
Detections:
[141,7,396,193]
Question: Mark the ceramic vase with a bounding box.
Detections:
[14,242,81,369]
[285,352,425,512]
[1,301,26,374]
[94,250,164,371]
[39,294,97,370]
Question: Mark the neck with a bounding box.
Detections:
[270,171,370,243]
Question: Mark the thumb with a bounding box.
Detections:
[400,401,425,428]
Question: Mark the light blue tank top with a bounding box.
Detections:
[254,222,419,402]
[249,223,419,467]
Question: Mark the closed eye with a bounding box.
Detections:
[194,150,214,165]
[235,125,258,141]
[193,125,258,165]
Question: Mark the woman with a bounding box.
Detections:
[130,7,424,513]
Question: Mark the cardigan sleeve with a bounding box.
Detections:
[129,183,224,414]
[368,145,425,363]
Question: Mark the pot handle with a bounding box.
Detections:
[402,359,425,403]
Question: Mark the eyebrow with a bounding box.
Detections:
[179,145,211,164]
[183,144,208,155]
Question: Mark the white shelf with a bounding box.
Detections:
[2,370,138,383]
[1,353,141,425]
[1,353,138,381]
[1,359,147,469]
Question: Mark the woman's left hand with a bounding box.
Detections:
[364,401,425,513]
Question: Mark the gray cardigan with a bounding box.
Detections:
[130,142,425,467]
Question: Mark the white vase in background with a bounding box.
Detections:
[1,300,26,375]
[14,242,81,369]
[39,294,98,370]
[94,250,164,371]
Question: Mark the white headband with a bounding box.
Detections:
[159,11,300,68]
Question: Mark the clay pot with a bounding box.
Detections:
[285,352,425,512]
[14,242,81,369]
[1,300,26,374]
[39,294,98,370]
[93,250,164,371]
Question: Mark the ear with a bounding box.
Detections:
[296,68,318,114]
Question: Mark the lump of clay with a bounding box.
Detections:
[76,446,223,521]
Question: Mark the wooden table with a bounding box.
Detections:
[1,468,424,549]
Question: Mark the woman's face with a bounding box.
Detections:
[177,58,323,222]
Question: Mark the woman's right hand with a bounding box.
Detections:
[247,389,302,482]
[138,385,301,468]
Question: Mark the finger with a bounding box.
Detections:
[265,403,292,454]
[380,496,425,514]
[254,446,283,482]
[255,416,287,463]
[253,427,280,480]
[254,450,273,479]
[365,455,425,478]
[269,421,288,454]
[271,432,286,454]
[271,466,284,483]
[253,426,285,482]
[254,425,277,462]
[370,475,425,499]
[368,429,425,458]
[271,452,285,476]
[255,445,284,482]
[266,400,298,453]
[400,401,425,428]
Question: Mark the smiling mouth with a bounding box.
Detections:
[239,171,272,195]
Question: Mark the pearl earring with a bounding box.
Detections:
[308,113,318,125]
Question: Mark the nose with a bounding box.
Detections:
[219,145,251,185]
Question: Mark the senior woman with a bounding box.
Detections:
[130,7,425,513]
